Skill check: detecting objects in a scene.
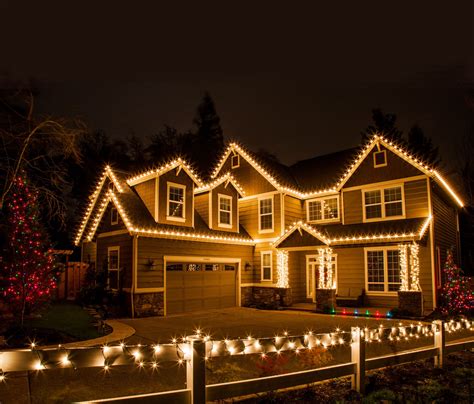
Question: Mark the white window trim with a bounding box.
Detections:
[362,183,405,223]
[373,150,387,168]
[107,246,120,291]
[364,246,400,296]
[217,193,233,228]
[258,196,274,234]
[166,182,186,222]
[111,207,118,225]
[231,154,240,169]
[261,251,273,282]
[306,195,340,223]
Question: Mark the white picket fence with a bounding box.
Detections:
[0,320,473,404]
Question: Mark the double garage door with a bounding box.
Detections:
[166,257,238,315]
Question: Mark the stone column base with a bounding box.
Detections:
[398,291,423,317]
[316,288,336,311]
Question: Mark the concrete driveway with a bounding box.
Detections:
[119,307,407,344]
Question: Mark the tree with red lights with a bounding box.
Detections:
[1,175,59,325]
[440,250,474,315]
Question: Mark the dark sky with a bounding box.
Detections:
[1,1,473,166]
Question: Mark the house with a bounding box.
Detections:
[76,135,464,317]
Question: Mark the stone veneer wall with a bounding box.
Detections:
[398,291,423,317]
[133,292,164,317]
[241,286,292,308]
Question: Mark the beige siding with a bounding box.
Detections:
[134,178,156,219]
[284,195,304,227]
[405,179,429,218]
[253,243,279,285]
[157,169,194,227]
[194,192,210,226]
[345,145,423,188]
[217,153,276,195]
[210,183,239,233]
[342,190,363,224]
[288,251,309,302]
[97,203,128,234]
[136,238,254,289]
[96,234,134,289]
[239,193,282,240]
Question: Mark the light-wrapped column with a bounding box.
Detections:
[276,250,289,288]
[318,248,326,289]
[325,247,335,289]
[409,242,420,291]
[398,244,409,291]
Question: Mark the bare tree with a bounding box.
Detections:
[0,87,85,226]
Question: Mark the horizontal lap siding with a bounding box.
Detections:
[419,242,433,310]
[405,179,429,218]
[288,251,308,302]
[134,178,156,219]
[284,195,304,227]
[343,190,362,224]
[96,234,133,289]
[97,204,128,234]
[136,238,254,289]
[239,194,282,240]
[194,193,209,226]
[81,241,97,265]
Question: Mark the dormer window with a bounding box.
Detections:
[231,154,240,168]
[373,150,387,168]
[111,207,118,225]
[307,196,339,223]
[218,194,232,228]
[167,182,186,222]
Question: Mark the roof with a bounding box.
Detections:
[289,148,358,192]
[273,217,431,247]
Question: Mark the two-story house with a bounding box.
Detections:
[76,135,463,317]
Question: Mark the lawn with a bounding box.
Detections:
[5,302,102,347]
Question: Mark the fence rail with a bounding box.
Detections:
[1,320,473,404]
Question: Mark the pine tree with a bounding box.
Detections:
[1,176,59,325]
[407,125,441,167]
[440,250,474,315]
[361,108,404,144]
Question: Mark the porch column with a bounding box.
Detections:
[316,247,336,311]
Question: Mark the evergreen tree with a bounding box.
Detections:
[440,250,474,315]
[1,176,59,325]
[407,125,441,167]
[361,108,404,144]
[191,92,225,176]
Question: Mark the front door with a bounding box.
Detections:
[306,255,318,302]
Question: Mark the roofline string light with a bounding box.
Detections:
[210,136,464,206]
[194,172,246,197]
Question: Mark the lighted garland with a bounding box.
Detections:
[276,250,289,288]
[409,242,421,291]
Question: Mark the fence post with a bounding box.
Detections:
[433,320,445,368]
[351,327,365,394]
[186,336,206,404]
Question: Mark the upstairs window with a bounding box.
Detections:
[261,251,273,281]
[307,196,339,222]
[167,182,186,221]
[363,185,404,221]
[218,194,232,228]
[111,207,118,225]
[231,154,240,168]
[259,197,273,233]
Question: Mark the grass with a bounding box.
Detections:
[5,302,102,347]
[27,302,101,341]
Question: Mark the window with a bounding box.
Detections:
[366,248,401,293]
[111,207,118,225]
[231,154,240,168]
[107,247,120,290]
[218,194,232,228]
[307,196,339,222]
[167,182,185,221]
[261,251,273,281]
[259,197,273,233]
[373,150,387,168]
[363,185,404,221]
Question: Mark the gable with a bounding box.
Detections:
[343,145,424,188]
[96,202,128,235]
[277,229,327,248]
[216,151,276,195]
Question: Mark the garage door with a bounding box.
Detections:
[166,259,238,315]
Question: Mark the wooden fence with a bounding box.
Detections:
[56,262,89,300]
[0,320,472,404]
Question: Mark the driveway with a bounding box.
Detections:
[119,307,409,344]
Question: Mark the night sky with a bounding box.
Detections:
[2,1,473,166]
